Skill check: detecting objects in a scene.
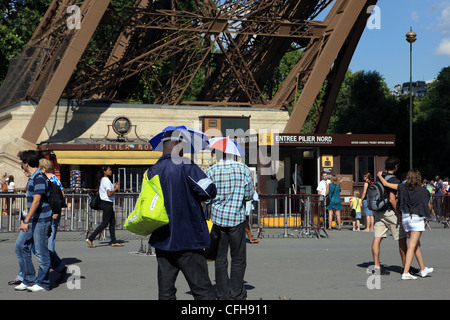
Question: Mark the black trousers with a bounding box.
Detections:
[88,200,117,243]
[155,249,215,300]
[215,221,247,300]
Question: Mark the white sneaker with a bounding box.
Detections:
[27,284,47,292]
[401,273,417,280]
[419,267,434,278]
[14,283,29,291]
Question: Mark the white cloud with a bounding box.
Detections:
[435,38,450,56]
[437,3,450,35]
[411,10,419,22]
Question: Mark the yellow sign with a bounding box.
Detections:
[322,155,333,167]
[259,133,274,146]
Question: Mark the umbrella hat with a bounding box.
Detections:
[149,126,209,153]
[209,136,246,156]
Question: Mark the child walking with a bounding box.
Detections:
[349,190,362,231]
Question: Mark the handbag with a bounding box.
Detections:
[204,219,220,262]
[124,171,169,236]
[89,191,101,210]
[351,209,356,218]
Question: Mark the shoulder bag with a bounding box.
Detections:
[124,170,169,236]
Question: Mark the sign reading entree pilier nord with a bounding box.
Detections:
[272,134,395,147]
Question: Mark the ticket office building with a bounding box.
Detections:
[257,134,396,197]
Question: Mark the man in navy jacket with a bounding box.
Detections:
[149,130,217,300]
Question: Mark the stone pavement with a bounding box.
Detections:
[1,222,449,300]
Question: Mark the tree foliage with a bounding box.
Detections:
[413,66,450,178]
[329,67,450,178]
[0,1,51,85]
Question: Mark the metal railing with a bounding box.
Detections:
[255,194,328,238]
[0,192,139,233]
[430,194,450,228]
[1,192,329,238]
[15,191,445,236]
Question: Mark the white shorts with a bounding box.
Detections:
[402,213,425,232]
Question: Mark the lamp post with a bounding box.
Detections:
[406,28,417,170]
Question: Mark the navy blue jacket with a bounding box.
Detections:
[149,154,217,251]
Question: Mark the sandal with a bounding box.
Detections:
[85,239,95,248]
[111,243,124,247]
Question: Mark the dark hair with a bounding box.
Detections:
[100,166,110,173]
[385,156,400,171]
[19,150,39,168]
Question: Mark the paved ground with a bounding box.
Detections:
[1,222,449,301]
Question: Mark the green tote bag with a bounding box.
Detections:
[124,171,169,236]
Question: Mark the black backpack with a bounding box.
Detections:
[37,173,67,215]
[367,174,395,211]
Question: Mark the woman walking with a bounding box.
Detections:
[377,170,434,280]
[326,175,342,230]
[86,166,123,248]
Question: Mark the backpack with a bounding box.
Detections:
[367,174,395,211]
[37,173,67,215]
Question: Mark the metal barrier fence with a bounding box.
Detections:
[256,194,328,239]
[0,192,138,234]
[0,192,328,238]
[431,194,450,228]
[6,192,446,235]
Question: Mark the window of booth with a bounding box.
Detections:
[340,156,356,181]
[339,156,375,183]
[358,156,375,183]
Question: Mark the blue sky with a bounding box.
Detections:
[347,0,450,89]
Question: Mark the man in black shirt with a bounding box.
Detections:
[371,156,408,275]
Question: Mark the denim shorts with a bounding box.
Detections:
[363,200,373,216]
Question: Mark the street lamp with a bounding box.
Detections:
[406,28,417,170]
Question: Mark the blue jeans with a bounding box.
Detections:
[49,216,65,272]
[15,220,51,290]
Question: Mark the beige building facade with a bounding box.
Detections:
[0,100,289,189]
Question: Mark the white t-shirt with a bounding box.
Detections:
[99,177,115,202]
[316,179,330,195]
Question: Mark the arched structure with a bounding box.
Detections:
[0,0,378,145]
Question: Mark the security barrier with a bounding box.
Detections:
[0,192,329,238]
[431,194,450,228]
[255,194,328,238]
[0,192,138,233]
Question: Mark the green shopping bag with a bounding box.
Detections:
[124,172,169,236]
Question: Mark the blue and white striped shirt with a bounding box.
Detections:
[27,169,52,222]
[206,159,254,227]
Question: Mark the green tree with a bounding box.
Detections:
[329,70,410,171]
[413,66,450,178]
[0,1,51,85]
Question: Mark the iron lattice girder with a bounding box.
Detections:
[0,0,378,146]
[126,9,327,39]
[282,0,378,133]
[65,3,329,102]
